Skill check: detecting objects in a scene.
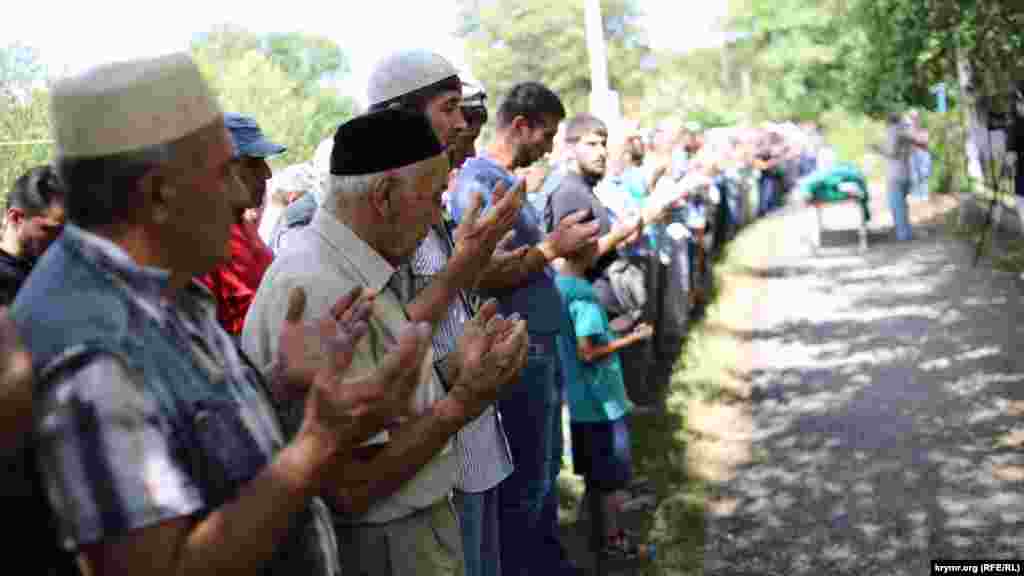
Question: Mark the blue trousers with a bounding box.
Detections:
[758,173,780,216]
[456,488,502,576]
[498,334,574,576]
[888,178,913,241]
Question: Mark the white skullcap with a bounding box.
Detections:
[50,52,221,158]
[272,162,319,195]
[311,137,335,206]
[367,49,459,108]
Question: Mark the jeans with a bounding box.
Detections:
[498,336,570,576]
[888,178,913,241]
[758,173,779,216]
[456,488,502,576]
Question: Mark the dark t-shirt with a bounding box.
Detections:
[545,171,617,280]
[0,248,34,307]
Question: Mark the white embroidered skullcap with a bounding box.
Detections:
[271,162,319,195]
[50,52,221,158]
[367,49,460,109]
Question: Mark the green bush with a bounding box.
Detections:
[820,110,886,182]
[925,111,969,195]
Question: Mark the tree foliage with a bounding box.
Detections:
[455,0,651,118]
[0,43,51,202]
[190,25,358,168]
[727,0,1024,119]
[263,32,351,94]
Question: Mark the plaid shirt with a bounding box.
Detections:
[32,225,339,576]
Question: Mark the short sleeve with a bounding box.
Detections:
[35,356,204,546]
[569,300,605,339]
[547,181,591,231]
[450,173,495,224]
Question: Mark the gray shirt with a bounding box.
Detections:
[243,208,456,524]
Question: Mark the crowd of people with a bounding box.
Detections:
[0,46,862,576]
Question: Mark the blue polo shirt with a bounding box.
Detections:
[449,155,566,336]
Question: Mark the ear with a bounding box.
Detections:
[368,174,396,218]
[142,168,174,225]
[5,208,25,227]
[510,115,531,136]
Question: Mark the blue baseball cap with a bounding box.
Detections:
[223,112,286,158]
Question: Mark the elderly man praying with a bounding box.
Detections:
[243,108,529,576]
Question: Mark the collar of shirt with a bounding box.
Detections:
[309,207,395,293]
[63,224,218,330]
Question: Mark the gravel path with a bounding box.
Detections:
[705,198,1024,575]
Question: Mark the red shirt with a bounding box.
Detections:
[198,221,274,336]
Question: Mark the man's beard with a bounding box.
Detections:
[514,144,540,169]
[579,161,606,184]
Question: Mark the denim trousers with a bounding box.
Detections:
[888,178,913,241]
[456,488,502,576]
[497,334,572,576]
[758,173,779,216]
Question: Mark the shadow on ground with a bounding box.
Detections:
[704,206,1024,575]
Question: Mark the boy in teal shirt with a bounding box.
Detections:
[554,234,654,560]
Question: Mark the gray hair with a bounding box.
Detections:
[320,173,378,216]
[56,142,172,230]
[56,120,230,230]
[320,166,418,216]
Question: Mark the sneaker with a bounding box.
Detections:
[600,531,656,561]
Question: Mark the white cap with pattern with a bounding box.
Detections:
[366,49,459,108]
[50,52,221,158]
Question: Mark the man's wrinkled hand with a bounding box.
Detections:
[613,215,643,246]
[0,309,31,394]
[452,180,524,288]
[475,231,529,290]
[446,300,528,423]
[546,209,600,259]
[275,286,375,400]
[0,308,33,455]
[300,317,432,458]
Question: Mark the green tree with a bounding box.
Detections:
[263,32,350,92]
[725,0,857,121]
[456,0,651,118]
[0,43,52,202]
[191,25,357,168]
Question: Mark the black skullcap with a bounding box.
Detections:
[330,108,445,175]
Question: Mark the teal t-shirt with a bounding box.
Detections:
[555,274,632,423]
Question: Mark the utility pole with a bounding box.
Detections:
[584,0,620,123]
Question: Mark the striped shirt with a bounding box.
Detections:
[411,224,514,493]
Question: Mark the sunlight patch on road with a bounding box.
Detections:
[944,372,1024,396]
[919,357,951,371]
[761,340,919,372]
[921,342,999,368]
